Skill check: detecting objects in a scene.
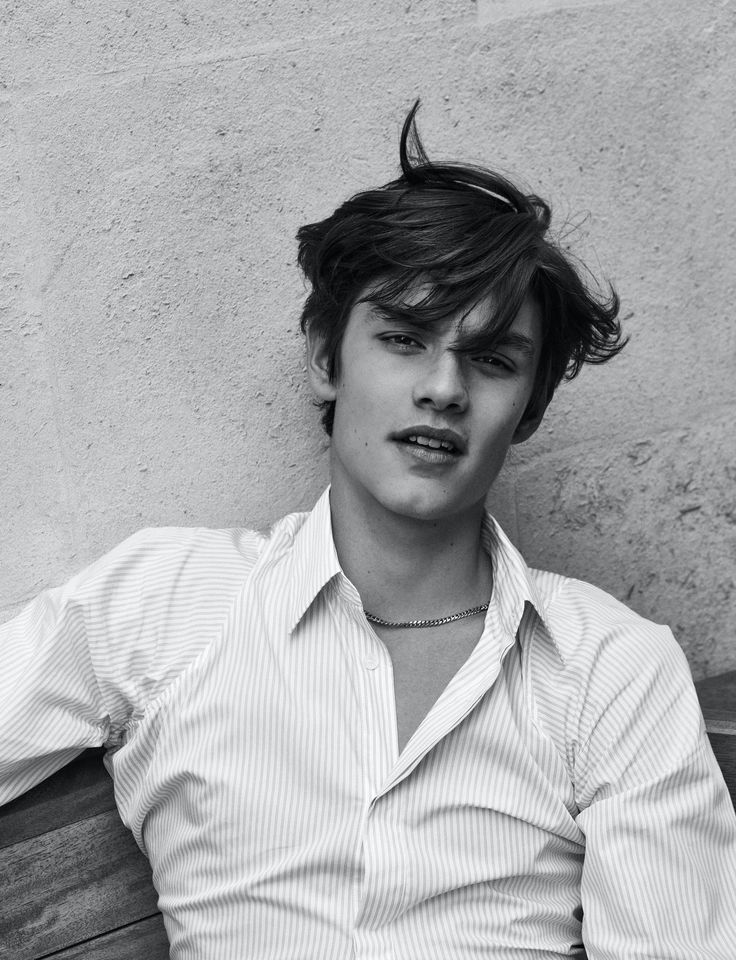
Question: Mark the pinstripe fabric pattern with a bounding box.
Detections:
[2,488,735,958]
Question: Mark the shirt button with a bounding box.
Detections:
[364,654,379,670]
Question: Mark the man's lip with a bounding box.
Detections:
[391,426,467,454]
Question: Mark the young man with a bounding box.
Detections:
[2,105,735,958]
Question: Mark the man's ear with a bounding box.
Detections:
[511,403,545,445]
[305,330,337,402]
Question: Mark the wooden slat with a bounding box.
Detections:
[43,914,169,960]
[0,809,159,960]
[0,750,114,849]
[695,669,736,729]
[707,732,736,810]
[695,671,736,811]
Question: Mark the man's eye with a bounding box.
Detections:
[474,354,512,371]
[382,334,422,349]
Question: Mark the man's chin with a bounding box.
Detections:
[373,488,487,527]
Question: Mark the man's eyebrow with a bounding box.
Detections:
[454,329,537,358]
[366,302,425,324]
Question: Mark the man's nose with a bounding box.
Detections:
[412,351,469,412]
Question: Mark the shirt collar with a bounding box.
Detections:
[283,488,344,634]
[283,488,560,662]
[480,512,562,662]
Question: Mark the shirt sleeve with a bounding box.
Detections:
[573,616,736,959]
[0,580,109,803]
[0,529,178,805]
[1,525,263,807]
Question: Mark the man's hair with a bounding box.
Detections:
[297,102,626,435]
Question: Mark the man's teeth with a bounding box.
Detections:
[407,435,456,452]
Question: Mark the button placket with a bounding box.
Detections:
[353,792,406,959]
[357,614,398,778]
[361,614,384,671]
[364,650,380,670]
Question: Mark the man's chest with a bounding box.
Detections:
[120,619,584,958]
[372,621,488,752]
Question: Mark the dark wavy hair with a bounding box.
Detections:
[297,102,626,435]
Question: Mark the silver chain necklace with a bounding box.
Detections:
[363,602,489,629]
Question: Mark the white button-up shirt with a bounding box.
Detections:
[2,488,735,958]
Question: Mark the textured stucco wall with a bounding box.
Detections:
[1,0,734,678]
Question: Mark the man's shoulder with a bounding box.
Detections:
[526,565,683,674]
[523,568,699,782]
[70,504,319,601]
[529,566,656,625]
[66,524,267,599]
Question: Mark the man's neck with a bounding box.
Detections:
[328,484,493,624]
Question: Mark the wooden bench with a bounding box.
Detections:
[2,671,735,959]
[0,750,168,958]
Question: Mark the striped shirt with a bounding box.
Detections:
[2,487,735,958]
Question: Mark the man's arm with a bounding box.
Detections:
[0,583,110,804]
[573,617,736,958]
[0,528,172,805]
[1,525,262,806]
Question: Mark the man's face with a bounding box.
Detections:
[308,290,543,525]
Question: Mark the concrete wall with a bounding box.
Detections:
[2,0,734,678]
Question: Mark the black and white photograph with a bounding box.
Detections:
[1,1,735,957]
